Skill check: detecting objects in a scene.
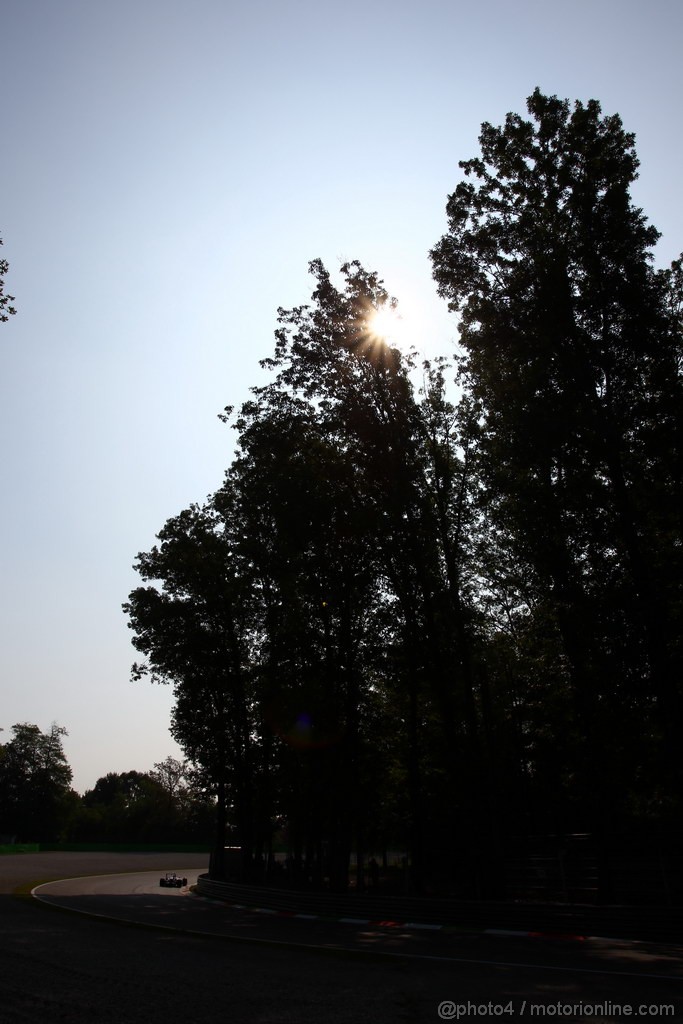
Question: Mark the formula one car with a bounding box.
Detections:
[159,872,188,888]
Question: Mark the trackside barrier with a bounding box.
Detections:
[195,875,683,943]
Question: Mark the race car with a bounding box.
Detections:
[159,872,188,888]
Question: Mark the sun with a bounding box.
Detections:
[367,304,408,348]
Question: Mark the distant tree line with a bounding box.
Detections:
[0,723,212,844]
[117,89,677,896]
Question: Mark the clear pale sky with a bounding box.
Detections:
[2,0,682,793]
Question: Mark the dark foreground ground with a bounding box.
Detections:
[3,852,683,1023]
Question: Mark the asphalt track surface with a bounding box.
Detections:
[3,853,683,1023]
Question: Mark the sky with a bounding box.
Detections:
[2,0,682,794]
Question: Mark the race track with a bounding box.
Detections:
[3,852,683,1023]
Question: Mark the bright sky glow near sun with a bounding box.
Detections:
[2,0,682,792]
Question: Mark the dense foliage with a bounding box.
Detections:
[0,723,73,841]
[71,759,215,843]
[430,89,683,841]
[125,91,682,896]
[0,727,212,845]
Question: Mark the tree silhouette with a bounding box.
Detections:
[125,91,682,899]
[0,236,16,323]
[0,723,72,841]
[431,89,683,859]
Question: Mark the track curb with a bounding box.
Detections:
[193,892,592,944]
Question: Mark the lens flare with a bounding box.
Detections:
[367,305,407,347]
[266,702,342,750]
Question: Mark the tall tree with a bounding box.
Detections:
[249,260,492,890]
[126,258,498,892]
[124,499,258,876]
[224,353,391,889]
[430,89,683,843]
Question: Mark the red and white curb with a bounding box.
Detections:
[195,895,589,942]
